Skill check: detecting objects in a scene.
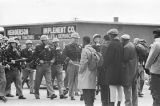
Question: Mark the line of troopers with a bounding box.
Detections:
[0,34,80,102]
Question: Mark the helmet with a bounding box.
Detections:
[52,38,59,43]
[3,36,8,41]
[71,32,80,38]
[93,34,101,39]
[40,35,48,40]
[14,37,20,40]
[25,40,33,44]
[0,34,3,38]
[7,38,17,44]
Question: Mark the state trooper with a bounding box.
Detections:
[0,36,7,102]
[21,40,35,94]
[32,35,57,99]
[50,38,68,99]
[63,32,82,100]
[5,38,26,99]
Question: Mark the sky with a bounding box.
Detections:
[0,0,160,26]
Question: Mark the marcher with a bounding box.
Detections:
[5,38,26,99]
[103,29,123,106]
[0,36,7,102]
[121,34,138,106]
[50,37,67,99]
[32,35,57,99]
[78,36,97,106]
[145,28,160,106]
[21,40,35,94]
[133,38,149,97]
[63,32,81,100]
[99,34,111,106]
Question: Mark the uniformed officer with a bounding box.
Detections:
[32,35,57,99]
[50,38,68,99]
[0,36,7,102]
[21,40,35,94]
[63,32,81,100]
[5,38,26,99]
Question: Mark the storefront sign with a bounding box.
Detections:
[7,29,29,36]
[43,25,76,39]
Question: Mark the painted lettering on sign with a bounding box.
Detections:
[7,29,29,36]
[43,26,76,34]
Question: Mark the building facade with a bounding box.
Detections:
[2,21,160,46]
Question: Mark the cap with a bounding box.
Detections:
[107,28,119,35]
[71,32,80,38]
[25,40,33,44]
[93,34,101,39]
[52,38,59,42]
[153,28,160,35]
[121,34,130,40]
[133,38,140,44]
[40,35,48,40]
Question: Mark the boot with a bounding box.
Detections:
[117,101,121,106]
[109,102,114,106]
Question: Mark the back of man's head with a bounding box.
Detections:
[103,34,110,41]
[83,36,90,45]
[153,28,160,38]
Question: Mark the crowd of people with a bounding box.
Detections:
[0,28,159,106]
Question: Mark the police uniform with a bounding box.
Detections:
[63,32,81,99]
[32,35,57,99]
[49,38,67,99]
[5,38,26,99]
[21,40,35,94]
[0,37,7,102]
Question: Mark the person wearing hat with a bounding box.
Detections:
[63,32,82,100]
[121,34,139,106]
[145,28,160,106]
[31,35,57,99]
[21,40,35,94]
[0,36,7,102]
[103,29,123,106]
[98,34,111,106]
[5,38,26,99]
[47,38,68,99]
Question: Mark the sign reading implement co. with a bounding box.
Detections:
[43,25,76,39]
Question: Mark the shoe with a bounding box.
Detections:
[35,94,40,99]
[50,94,57,100]
[63,90,68,96]
[80,95,83,101]
[6,94,14,97]
[60,95,68,99]
[30,92,35,94]
[75,92,79,96]
[71,97,75,100]
[138,93,143,97]
[19,96,26,99]
[16,93,19,96]
[0,96,7,103]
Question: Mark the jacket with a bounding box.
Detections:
[21,47,33,63]
[78,45,97,89]
[97,41,110,85]
[103,38,123,85]
[32,43,55,62]
[122,42,138,87]
[63,43,81,62]
[145,38,160,74]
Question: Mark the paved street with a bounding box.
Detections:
[0,84,152,106]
